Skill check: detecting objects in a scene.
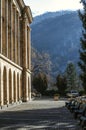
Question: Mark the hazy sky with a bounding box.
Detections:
[24,0,83,16]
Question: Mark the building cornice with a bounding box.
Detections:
[24,6,33,23]
[16,0,25,9]
[16,0,33,23]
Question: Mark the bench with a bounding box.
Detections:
[69,101,81,113]
[80,117,86,130]
[65,99,76,110]
[73,103,86,119]
[79,107,86,130]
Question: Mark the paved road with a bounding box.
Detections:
[0,98,81,130]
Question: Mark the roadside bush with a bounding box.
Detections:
[79,90,86,96]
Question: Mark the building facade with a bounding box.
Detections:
[0,0,32,107]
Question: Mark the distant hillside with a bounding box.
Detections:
[31,11,82,76]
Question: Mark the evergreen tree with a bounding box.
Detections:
[78,0,86,92]
[65,62,78,90]
[32,72,48,95]
[56,74,67,96]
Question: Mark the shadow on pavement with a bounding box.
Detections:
[0,105,81,130]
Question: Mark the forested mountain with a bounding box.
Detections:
[31,11,82,76]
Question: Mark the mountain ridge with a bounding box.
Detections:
[32,10,79,24]
[31,11,82,75]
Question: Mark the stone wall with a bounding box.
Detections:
[0,0,32,106]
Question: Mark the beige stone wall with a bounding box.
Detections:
[0,54,22,106]
[0,0,32,106]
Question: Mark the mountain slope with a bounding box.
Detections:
[31,11,82,75]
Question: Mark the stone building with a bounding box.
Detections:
[0,0,32,106]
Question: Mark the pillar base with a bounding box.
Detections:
[23,97,29,102]
[22,68,31,102]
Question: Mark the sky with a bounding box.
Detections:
[24,0,83,16]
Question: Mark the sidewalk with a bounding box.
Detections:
[0,98,81,130]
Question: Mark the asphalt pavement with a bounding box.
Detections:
[0,98,81,130]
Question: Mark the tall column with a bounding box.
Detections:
[13,4,15,62]
[26,74,29,101]
[20,16,23,66]
[8,0,12,59]
[7,0,13,60]
[0,63,3,106]
[18,14,20,65]
[23,70,28,101]
[7,69,9,105]
[6,0,8,57]
[22,16,28,102]
[16,11,20,65]
[11,71,14,103]
[28,76,31,101]
[10,0,13,61]
[20,74,22,100]
[18,74,21,100]
[16,11,18,64]
[9,69,13,104]
[15,10,17,64]
[14,72,17,102]
[2,0,6,56]
[27,26,31,70]
[0,0,2,53]
[22,15,27,68]
[13,5,17,63]
[27,27,29,69]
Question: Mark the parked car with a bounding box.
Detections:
[67,90,79,97]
